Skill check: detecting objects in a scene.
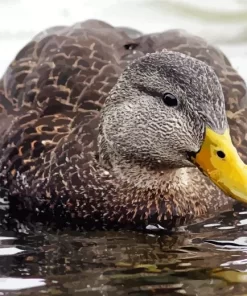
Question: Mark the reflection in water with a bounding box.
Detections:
[0,207,247,295]
[0,278,46,291]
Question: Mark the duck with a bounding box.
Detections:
[0,19,247,231]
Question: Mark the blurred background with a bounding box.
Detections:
[1,0,247,81]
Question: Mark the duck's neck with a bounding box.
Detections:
[107,160,233,224]
[110,160,189,190]
[98,134,232,224]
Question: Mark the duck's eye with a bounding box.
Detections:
[162,93,178,107]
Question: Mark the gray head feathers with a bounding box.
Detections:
[99,50,227,182]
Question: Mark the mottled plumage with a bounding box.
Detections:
[0,19,246,231]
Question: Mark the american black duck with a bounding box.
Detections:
[0,19,247,230]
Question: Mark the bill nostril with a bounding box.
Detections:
[217,150,226,159]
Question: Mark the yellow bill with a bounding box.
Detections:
[191,127,247,203]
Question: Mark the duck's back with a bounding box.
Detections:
[0,20,246,229]
[0,21,135,193]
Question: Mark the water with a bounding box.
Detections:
[2,207,247,295]
[1,0,247,295]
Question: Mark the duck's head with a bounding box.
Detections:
[99,50,247,204]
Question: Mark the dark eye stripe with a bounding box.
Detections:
[136,85,161,98]
[136,86,178,108]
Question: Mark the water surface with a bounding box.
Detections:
[2,206,247,295]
